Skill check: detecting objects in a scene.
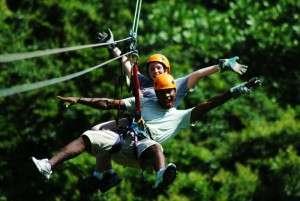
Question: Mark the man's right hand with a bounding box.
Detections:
[97,28,116,49]
[57,96,79,107]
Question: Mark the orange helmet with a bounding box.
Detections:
[147,53,171,73]
[154,73,176,90]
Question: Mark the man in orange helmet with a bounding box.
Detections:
[32,73,260,195]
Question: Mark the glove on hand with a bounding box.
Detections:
[97,28,116,50]
[219,56,248,75]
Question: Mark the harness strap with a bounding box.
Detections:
[132,62,142,121]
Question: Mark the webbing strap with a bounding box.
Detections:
[132,62,141,121]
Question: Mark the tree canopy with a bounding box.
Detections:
[0,0,299,201]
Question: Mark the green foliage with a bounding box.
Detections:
[0,0,299,201]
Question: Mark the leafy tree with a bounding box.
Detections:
[0,0,299,200]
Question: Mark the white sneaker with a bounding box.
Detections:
[32,157,52,180]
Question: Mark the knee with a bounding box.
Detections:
[81,135,92,153]
[141,144,162,158]
[150,144,163,154]
[151,144,162,153]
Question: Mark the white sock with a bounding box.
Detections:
[156,168,165,178]
[93,171,104,180]
[93,169,114,180]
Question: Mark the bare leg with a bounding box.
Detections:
[140,144,165,171]
[93,118,130,171]
[49,136,90,168]
[141,145,177,190]
[95,154,113,172]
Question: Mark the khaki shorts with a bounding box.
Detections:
[82,129,162,168]
[91,118,130,131]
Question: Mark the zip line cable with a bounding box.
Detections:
[129,0,142,55]
[0,51,133,98]
[132,0,142,34]
[0,37,131,63]
[0,0,143,98]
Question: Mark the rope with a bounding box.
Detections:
[129,0,142,55]
[0,37,131,63]
[132,0,142,34]
[0,51,134,98]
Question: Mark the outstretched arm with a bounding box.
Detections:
[187,57,248,89]
[187,65,220,89]
[190,77,261,123]
[190,91,232,123]
[57,96,126,110]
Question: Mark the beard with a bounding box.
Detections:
[159,100,174,109]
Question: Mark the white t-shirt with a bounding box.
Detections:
[123,97,193,144]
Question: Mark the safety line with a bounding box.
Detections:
[132,0,139,32]
[0,51,134,98]
[134,0,142,34]
[129,0,142,55]
[132,0,142,34]
[0,37,131,63]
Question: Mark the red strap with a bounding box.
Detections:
[132,62,141,121]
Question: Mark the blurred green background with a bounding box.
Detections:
[0,0,299,200]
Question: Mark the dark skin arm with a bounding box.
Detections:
[57,96,126,110]
[190,77,261,123]
[190,91,232,123]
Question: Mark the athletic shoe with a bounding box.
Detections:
[79,171,122,194]
[153,163,177,190]
[31,157,52,180]
[99,171,122,192]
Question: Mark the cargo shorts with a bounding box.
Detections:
[82,129,162,168]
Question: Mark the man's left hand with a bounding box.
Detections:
[57,96,79,107]
[219,56,248,75]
